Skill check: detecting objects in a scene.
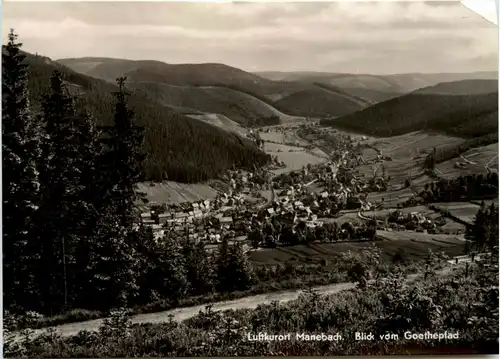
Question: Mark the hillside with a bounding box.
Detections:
[320,88,498,138]
[58,57,368,120]
[58,57,274,91]
[23,53,270,183]
[412,79,498,95]
[257,70,498,95]
[274,86,366,117]
[129,82,297,126]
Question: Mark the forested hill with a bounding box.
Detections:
[320,86,498,138]
[21,52,270,183]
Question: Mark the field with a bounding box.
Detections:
[323,205,466,233]
[358,132,463,190]
[137,181,218,205]
[264,142,328,175]
[186,113,249,137]
[436,142,499,179]
[431,202,481,225]
[248,232,465,266]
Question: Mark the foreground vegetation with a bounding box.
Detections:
[5,251,498,357]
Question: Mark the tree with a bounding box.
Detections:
[182,238,216,295]
[37,70,81,314]
[106,77,147,229]
[2,29,42,311]
[487,203,499,250]
[465,202,488,253]
[248,230,263,249]
[216,240,254,292]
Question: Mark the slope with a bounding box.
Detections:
[412,79,498,95]
[58,57,274,92]
[274,86,367,117]
[320,85,498,138]
[58,57,368,120]
[131,82,299,126]
[256,70,498,94]
[22,53,270,183]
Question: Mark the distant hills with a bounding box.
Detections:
[411,79,498,96]
[257,70,498,102]
[320,79,498,138]
[22,52,270,183]
[57,57,371,121]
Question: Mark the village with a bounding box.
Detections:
[139,124,455,252]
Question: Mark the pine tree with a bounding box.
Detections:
[82,78,148,310]
[465,201,489,253]
[37,70,80,313]
[2,29,42,311]
[106,77,147,229]
[182,238,215,295]
[216,240,254,292]
[215,238,232,292]
[487,203,499,251]
[69,111,106,307]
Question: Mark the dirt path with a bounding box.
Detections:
[21,263,467,340]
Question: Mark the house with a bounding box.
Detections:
[141,212,152,220]
[158,213,170,224]
[220,217,233,225]
[143,219,155,226]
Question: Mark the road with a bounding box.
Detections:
[18,261,470,340]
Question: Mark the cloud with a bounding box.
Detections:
[2,1,497,74]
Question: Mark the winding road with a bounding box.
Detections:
[16,259,473,341]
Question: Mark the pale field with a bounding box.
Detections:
[436,142,499,179]
[264,142,327,175]
[431,202,480,225]
[249,231,465,265]
[187,113,249,137]
[471,198,499,207]
[376,230,465,243]
[260,131,286,143]
[137,181,218,205]
[364,131,465,160]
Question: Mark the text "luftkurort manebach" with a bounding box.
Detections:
[247,332,343,342]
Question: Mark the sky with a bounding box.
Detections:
[2,1,498,74]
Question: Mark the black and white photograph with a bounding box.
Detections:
[2,0,499,356]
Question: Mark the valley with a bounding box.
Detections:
[3,6,498,354]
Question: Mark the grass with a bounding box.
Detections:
[435,142,499,179]
[264,142,327,175]
[248,234,465,266]
[137,181,218,205]
[430,202,480,225]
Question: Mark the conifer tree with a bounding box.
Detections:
[82,78,148,310]
[106,77,146,229]
[216,240,254,292]
[2,29,41,311]
[182,238,216,295]
[37,70,80,313]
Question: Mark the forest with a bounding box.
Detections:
[2,31,262,318]
[21,47,270,183]
[320,92,498,138]
[419,173,498,203]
